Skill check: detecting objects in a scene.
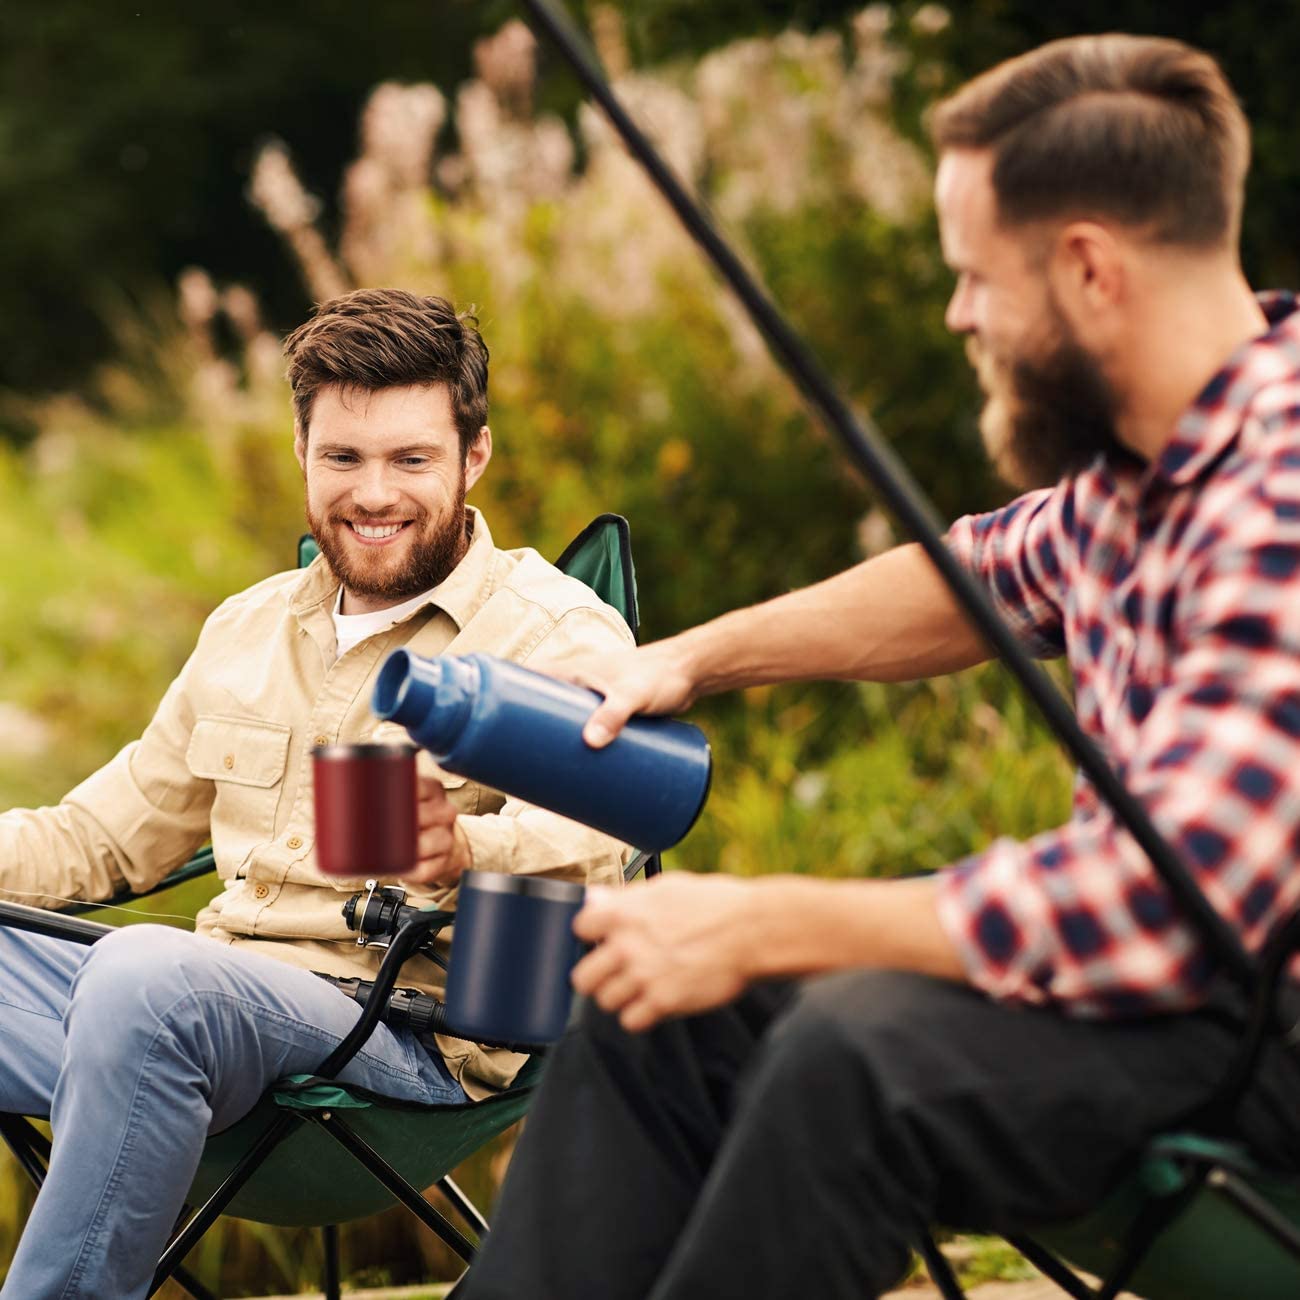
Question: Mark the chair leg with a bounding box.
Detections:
[1090,1175,1206,1300]
[150,1110,303,1297]
[321,1223,342,1300]
[311,1112,477,1262]
[1207,1166,1300,1260]
[0,1114,50,1190]
[1006,1236,1098,1299]
[918,1233,968,1300]
[436,1173,490,1237]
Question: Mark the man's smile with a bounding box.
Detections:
[343,520,413,546]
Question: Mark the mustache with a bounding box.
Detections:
[328,506,429,526]
[965,334,1007,393]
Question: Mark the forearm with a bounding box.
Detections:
[572,869,966,1032]
[739,873,965,983]
[671,543,988,697]
[0,762,206,907]
[0,804,130,906]
[460,803,629,886]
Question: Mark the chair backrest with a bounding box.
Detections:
[298,512,640,640]
[554,513,639,641]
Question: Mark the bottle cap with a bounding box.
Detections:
[372,651,477,756]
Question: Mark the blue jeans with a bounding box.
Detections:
[0,924,467,1299]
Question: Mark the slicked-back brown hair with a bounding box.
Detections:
[928,34,1250,248]
[284,288,489,458]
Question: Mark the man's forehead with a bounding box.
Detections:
[934,148,999,263]
[310,382,455,438]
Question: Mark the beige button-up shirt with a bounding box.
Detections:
[0,510,634,1097]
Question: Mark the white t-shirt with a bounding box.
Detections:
[331,586,437,660]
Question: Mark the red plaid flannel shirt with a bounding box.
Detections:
[936,291,1300,1015]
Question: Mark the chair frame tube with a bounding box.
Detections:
[311,1112,478,1262]
[1207,1167,1300,1258]
[437,1173,492,1238]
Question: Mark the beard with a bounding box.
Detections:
[967,303,1123,491]
[307,473,470,604]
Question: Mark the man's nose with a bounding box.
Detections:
[351,463,402,512]
[945,281,974,335]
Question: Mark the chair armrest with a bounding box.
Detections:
[625,850,661,881]
[0,898,113,946]
[59,846,217,916]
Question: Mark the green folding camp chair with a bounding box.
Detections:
[915,905,1300,1300]
[0,512,657,1300]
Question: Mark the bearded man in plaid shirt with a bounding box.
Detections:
[459,33,1300,1300]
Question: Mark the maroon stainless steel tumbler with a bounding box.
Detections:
[313,743,419,877]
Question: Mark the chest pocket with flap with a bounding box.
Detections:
[187,716,292,788]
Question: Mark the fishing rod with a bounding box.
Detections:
[518,0,1257,988]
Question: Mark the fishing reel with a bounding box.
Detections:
[341,880,453,969]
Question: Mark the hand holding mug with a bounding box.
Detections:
[409,774,473,888]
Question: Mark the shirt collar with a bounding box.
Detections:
[1152,290,1300,487]
[289,506,497,631]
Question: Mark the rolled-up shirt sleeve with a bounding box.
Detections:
[936,467,1300,1015]
[0,655,214,907]
[947,486,1068,660]
[450,604,635,890]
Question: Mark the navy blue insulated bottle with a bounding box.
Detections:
[371,651,711,850]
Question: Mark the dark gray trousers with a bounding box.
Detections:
[461,971,1300,1300]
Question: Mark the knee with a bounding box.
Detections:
[568,991,660,1073]
[68,925,216,1033]
[758,970,958,1114]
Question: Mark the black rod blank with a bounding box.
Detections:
[518,0,1256,987]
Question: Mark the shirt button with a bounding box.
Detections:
[223,754,235,770]
[253,883,270,900]
[314,734,329,747]
[286,835,303,850]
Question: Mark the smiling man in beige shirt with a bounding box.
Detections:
[0,288,632,1300]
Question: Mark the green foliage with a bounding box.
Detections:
[8,1,1300,415]
[955,1236,1041,1286]
[675,669,1071,881]
[0,0,515,404]
[0,414,300,806]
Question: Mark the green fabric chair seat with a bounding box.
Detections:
[188,1058,545,1227]
[1032,1134,1300,1300]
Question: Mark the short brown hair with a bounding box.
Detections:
[928,34,1250,247]
[284,288,489,457]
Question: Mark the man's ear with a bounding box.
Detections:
[1050,221,1126,334]
[464,425,493,493]
[293,424,307,474]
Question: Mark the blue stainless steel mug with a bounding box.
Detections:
[443,871,586,1045]
[371,651,712,851]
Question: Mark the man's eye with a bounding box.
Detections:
[325,453,357,465]
[397,457,430,468]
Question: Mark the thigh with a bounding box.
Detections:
[66,926,468,1132]
[0,927,88,1116]
[770,970,1295,1230]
